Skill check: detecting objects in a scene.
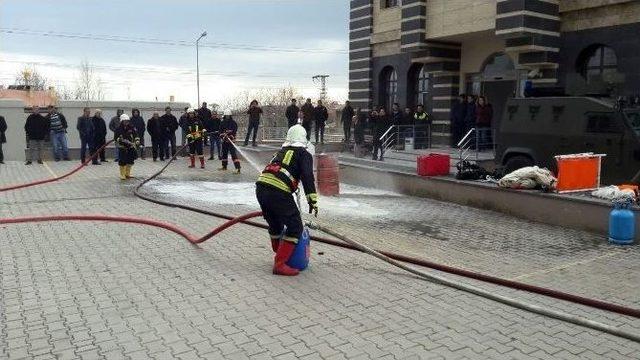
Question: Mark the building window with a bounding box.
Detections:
[382,67,398,111]
[383,0,399,8]
[416,66,430,108]
[578,45,618,79]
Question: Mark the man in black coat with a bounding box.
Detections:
[160,106,179,158]
[203,111,221,160]
[450,94,468,146]
[313,100,328,144]
[198,102,212,122]
[76,107,94,164]
[341,101,354,142]
[91,109,108,164]
[146,112,164,161]
[0,114,7,164]
[130,109,146,159]
[300,98,314,140]
[25,106,49,165]
[285,99,299,128]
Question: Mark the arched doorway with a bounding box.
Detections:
[407,64,432,110]
[467,52,517,138]
[379,66,398,111]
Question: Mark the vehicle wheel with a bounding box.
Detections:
[504,155,534,174]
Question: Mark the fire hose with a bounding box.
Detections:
[0,140,115,192]
[1,142,640,342]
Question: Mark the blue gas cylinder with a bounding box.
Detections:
[287,227,311,271]
[609,200,636,245]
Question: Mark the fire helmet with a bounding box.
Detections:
[282,125,308,148]
[224,109,232,116]
[119,114,130,121]
[187,108,195,113]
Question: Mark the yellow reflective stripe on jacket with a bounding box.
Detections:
[283,150,294,165]
[307,193,318,203]
[258,173,291,193]
[279,168,295,183]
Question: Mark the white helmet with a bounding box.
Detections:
[223,109,232,116]
[187,107,195,113]
[282,125,308,148]
[119,114,130,121]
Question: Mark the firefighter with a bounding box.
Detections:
[185,108,207,169]
[255,124,318,276]
[115,114,140,180]
[219,110,241,173]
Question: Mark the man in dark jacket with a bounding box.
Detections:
[77,107,94,164]
[109,109,123,161]
[372,108,389,161]
[147,112,164,161]
[204,110,221,160]
[450,94,467,147]
[130,109,146,159]
[198,102,212,123]
[160,107,179,158]
[0,114,7,164]
[464,95,477,134]
[92,109,108,164]
[244,100,263,147]
[178,107,190,155]
[391,103,403,126]
[341,101,354,142]
[46,105,70,161]
[300,98,314,140]
[25,106,49,165]
[313,100,329,144]
[285,99,299,128]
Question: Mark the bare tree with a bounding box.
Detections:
[74,60,105,101]
[221,86,303,112]
[14,65,49,90]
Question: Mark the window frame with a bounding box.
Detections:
[382,0,399,9]
[416,66,431,108]
[585,111,623,134]
[579,45,618,80]
[384,68,398,111]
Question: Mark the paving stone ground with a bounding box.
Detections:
[1,157,639,359]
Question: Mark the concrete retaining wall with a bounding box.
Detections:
[340,162,640,241]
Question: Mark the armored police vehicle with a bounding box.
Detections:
[496,97,640,185]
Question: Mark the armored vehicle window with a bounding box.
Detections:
[625,110,640,136]
[585,112,622,134]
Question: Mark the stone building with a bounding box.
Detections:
[348,0,640,145]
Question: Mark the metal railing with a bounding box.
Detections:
[379,125,432,154]
[457,127,495,162]
[255,126,344,143]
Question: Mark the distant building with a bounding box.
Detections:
[0,87,57,107]
[348,0,640,145]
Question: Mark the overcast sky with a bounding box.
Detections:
[0,0,349,105]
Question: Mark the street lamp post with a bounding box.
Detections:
[196,31,207,106]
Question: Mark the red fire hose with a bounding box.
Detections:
[0,140,115,192]
[2,143,640,320]
[0,212,262,244]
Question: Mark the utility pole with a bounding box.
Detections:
[312,75,330,101]
[196,31,207,106]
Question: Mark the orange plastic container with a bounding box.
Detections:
[555,153,605,193]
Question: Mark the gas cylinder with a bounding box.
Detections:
[287,227,311,270]
[608,200,636,245]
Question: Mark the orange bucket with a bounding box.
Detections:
[555,153,605,193]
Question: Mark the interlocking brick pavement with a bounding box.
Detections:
[1,158,639,359]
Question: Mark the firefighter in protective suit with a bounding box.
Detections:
[115,114,140,180]
[185,108,207,169]
[255,124,318,276]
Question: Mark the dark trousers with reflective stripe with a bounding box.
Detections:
[256,183,302,243]
[221,141,240,169]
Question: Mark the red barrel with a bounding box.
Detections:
[315,154,340,196]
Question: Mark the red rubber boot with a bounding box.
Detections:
[200,156,205,169]
[189,155,195,168]
[273,241,299,276]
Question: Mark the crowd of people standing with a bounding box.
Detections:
[450,94,494,150]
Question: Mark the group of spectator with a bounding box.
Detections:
[450,94,493,150]
[339,102,432,161]
[284,98,329,143]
